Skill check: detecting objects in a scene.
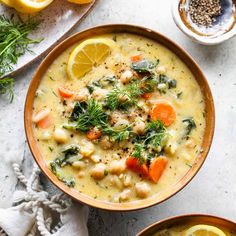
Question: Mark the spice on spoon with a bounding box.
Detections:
[189,0,222,27]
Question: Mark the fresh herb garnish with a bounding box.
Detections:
[0,15,42,77]
[144,120,168,150]
[132,143,145,164]
[103,124,131,142]
[65,99,108,132]
[0,77,14,102]
[105,86,138,111]
[182,118,196,139]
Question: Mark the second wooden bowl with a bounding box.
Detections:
[137,214,236,235]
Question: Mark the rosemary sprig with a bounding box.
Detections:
[0,15,42,77]
[0,77,14,102]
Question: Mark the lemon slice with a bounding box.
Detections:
[68,0,93,4]
[67,38,116,80]
[12,0,54,13]
[0,0,14,7]
[184,224,226,236]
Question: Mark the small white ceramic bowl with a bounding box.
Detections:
[172,0,236,45]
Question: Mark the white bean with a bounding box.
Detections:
[156,65,166,74]
[72,161,86,169]
[92,88,108,101]
[135,182,151,198]
[40,131,51,140]
[120,70,133,84]
[133,119,146,135]
[32,108,50,123]
[80,142,95,157]
[90,163,107,180]
[165,142,178,156]
[90,155,101,163]
[119,189,131,201]
[75,88,89,102]
[53,128,69,143]
[109,160,126,175]
[123,174,132,187]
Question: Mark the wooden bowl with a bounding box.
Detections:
[24,24,215,211]
[137,214,236,235]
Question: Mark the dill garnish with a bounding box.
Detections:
[132,143,146,164]
[103,124,131,142]
[0,77,14,102]
[64,99,108,132]
[0,15,42,77]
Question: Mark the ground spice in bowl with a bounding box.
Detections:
[189,0,222,27]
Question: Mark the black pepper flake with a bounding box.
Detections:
[189,0,222,27]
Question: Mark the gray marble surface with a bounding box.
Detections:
[1,0,236,235]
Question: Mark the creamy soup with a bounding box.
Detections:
[153,223,236,236]
[32,33,206,202]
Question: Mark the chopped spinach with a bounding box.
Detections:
[87,76,116,93]
[158,74,177,91]
[53,145,81,168]
[133,120,168,159]
[50,162,75,188]
[182,118,196,139]
[131,59,156,73]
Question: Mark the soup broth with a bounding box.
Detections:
[32,33,206,202]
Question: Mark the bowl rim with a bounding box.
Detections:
[136,214,236,235]
[172,0,236,45]
[24,23,215,211]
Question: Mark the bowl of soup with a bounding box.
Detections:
[137,214,236,236]
[24,24,215,211]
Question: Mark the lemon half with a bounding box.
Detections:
[184,224,226,236]
[67,38,117,80]
[12,0,54,13]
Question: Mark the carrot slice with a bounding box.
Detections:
[58,86,74,98]
[126,157,149,176]
[131,54,142,62]
[86,128,102,140]
[141,92,152,99]
[37,115,52,129]
[149,156,168,183]
[149,101,176,127]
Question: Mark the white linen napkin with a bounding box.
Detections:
[0,163,89,236]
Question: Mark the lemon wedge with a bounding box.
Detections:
[0,0,14,7]
[68,0,93,4]
[11,0,54,13]
[67,38,116,80]
[184,224,226,236]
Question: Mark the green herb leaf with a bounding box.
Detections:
[132,143,145,164]
[0,15,42,77]
[0,77,14,102]
[65,99,108,132]
[103,124,131,142]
